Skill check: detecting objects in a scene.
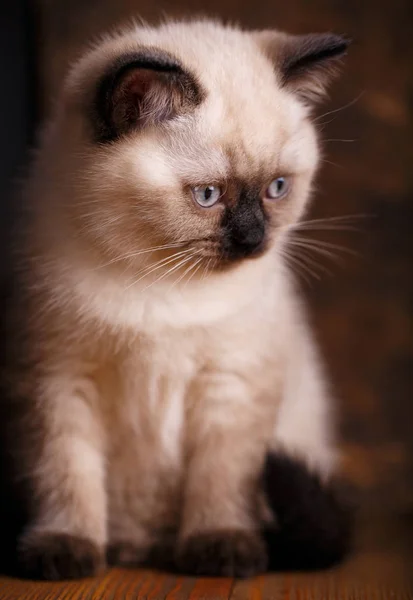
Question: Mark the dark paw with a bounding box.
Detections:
[107,541,150,567]
[18,531,105,580]
[176,530,268,578]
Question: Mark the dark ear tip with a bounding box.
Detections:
[330,34,352,53]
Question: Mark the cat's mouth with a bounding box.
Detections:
[188,233,269,270]
[220,235,268,262]
[142,231,269,288]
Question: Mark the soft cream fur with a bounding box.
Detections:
[7,19,340,566]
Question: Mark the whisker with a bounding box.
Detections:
[183,257,204,289]
[138,256,195,294]
[132,248,193,277]
[289,241,342,265]
[293,214,370,233]
[145,247,196,270]
[314,91,365,124]
[141,254,199,293]
[294,224,359,232]
[287,244,335,274]
[292,246,333,275]
[297,214,368,225]
[321,159,344,169]
[95,242,187,271]
[168,254,201,291]
[290,236,358,257]
[280,249,318,286]
[201,257,213,282]
[123,248,194,291]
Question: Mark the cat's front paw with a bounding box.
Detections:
[176,530,268,578]
[17,531,105,580]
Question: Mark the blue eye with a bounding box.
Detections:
[192,185,222,207]
[266,177,290,200]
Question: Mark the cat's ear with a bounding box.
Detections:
[93,51,204,141]
[255,31,350,104]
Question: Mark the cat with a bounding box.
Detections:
[0,18,351,580]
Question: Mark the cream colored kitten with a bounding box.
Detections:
[0,19,351,580]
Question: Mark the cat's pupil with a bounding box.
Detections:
[266,176,290,200]
[204,186,214,200]
[192,184,221,207]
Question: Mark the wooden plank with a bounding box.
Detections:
[188,578,234,600]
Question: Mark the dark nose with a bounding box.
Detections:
[221,193,267,260]
[231,217,265,249]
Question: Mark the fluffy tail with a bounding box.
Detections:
[263,452,353,571]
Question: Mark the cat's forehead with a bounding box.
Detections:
[133,22,315,179]
[200,83,307,171]
[132,20,271,70]
[127,99,316,191]
[155,91,316,185]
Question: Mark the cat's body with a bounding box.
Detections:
[1,19,350,579]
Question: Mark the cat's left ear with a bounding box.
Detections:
[91,50,204,142]
[254,31,350,104]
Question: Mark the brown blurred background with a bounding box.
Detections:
[23,0,413,512]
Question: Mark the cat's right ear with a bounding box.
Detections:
[254,31,350,105]
[92,50,204,142]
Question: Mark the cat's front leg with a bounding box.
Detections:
[15,376,107,580]
[177,373,270,578]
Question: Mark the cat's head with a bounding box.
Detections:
[57,20,349,282]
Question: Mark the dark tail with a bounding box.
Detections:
[263,452,353,571]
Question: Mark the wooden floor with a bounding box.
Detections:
[0,514,411,599]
